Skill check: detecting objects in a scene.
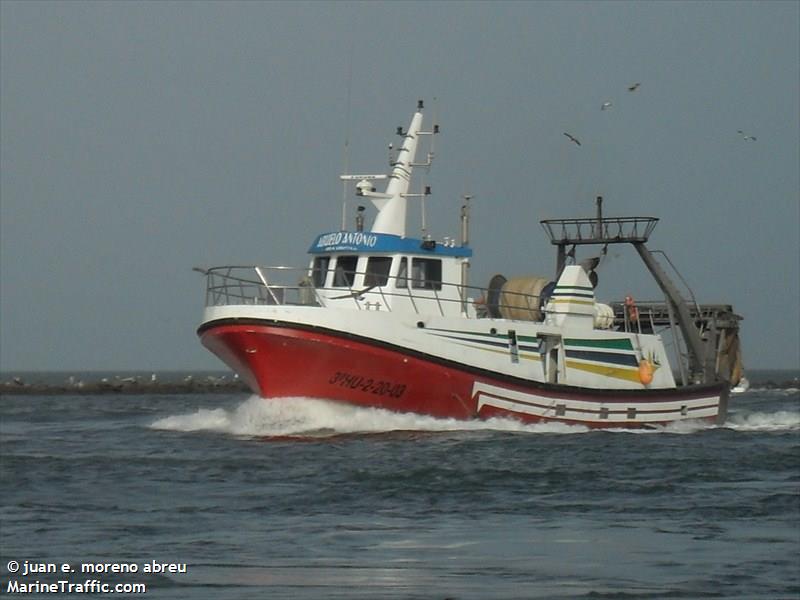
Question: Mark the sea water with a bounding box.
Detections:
[1,377,798,599]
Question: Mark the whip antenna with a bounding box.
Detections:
[341,42,354,230]
[412,98,439,237]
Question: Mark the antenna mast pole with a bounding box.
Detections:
[340,43,354,230]
[460,194,472,307]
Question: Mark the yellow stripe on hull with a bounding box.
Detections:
[566,360,642,384]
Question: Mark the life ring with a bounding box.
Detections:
[624,295,639,322]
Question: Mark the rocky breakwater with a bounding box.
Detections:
[1,374,250,395]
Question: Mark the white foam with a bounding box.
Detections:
[659,419,714,434]
[653,411,800,434]
[750,387,800,396]
[723,410,800,432]
[150,396,800,438]
[150,395,587,437]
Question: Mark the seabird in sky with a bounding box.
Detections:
[737,129,757,141]
[563,132,581,146]
[628,82,641,92]
[601,101,613,110]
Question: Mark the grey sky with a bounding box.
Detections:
[1,1,798,371]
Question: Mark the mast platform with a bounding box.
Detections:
[541,216,659,245]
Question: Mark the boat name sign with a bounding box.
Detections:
[308,231,474,257]
[315,231,378,251]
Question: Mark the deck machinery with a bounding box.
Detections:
[541,197,744,388]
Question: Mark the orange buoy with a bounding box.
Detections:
[638,359,654,385]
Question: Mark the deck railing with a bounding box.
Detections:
[204,266,319,307]
[201,266,736,334]
[202,265,551,320]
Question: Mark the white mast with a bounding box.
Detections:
[342,101,435,237]
[369,103,424,237]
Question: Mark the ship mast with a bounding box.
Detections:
[341,100,437,238]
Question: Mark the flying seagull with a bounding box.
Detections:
[601,101,613,110]
[563,132,581,146]
[737,129,757,141]
[628,82,641,92]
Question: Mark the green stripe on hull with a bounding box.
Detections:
[565,338,634,351]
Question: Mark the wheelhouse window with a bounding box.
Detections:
[311,256,331,287]
[333,255,358,287]
[411,258,442,290]
[364,256,392,287]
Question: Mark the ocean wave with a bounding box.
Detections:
[749,387,800,396]
[723,410,800,432]
[149,396,588,437]
[150,396,800,438]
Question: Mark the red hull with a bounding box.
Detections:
[199,321,727,428]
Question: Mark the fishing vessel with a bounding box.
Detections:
[197,101,744,428]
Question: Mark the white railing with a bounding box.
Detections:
[204,266,320,307]
[202,265,551,320]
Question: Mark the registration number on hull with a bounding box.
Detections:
[328,371,406,399]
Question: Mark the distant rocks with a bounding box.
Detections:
[0,374,250,395]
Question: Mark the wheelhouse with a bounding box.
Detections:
[307,231,472,316]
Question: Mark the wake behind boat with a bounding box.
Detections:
[197,101,744,428]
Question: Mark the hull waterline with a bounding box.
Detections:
[199,321,728,429]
